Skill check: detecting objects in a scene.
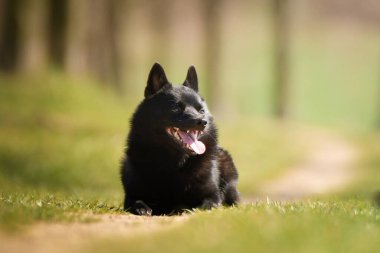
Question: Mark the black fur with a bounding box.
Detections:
[121,63,240,215]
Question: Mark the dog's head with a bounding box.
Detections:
[134,63,216,156]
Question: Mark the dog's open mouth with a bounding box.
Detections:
[166,127,206,155]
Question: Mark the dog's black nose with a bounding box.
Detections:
[197,119,207,127]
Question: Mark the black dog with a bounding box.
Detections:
[121,63,239,215]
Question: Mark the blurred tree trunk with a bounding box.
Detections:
[87,0,113,87]
[65,0,89,76]
[18,0,49,72]
[65,0,124,89]
[272,0,290,119]
[0,0,5,42]
[378,52,380,129]
[48,0,67,67]
[378,34,380,129]
[0,0,20,71]
[202,0,223,113]
[148,0,170,63]
[109,0,128,92]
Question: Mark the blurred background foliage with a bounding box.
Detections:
[1,0,379,131]
[1,0,380,203]
[1,2,380,251]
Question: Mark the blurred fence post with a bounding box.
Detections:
[272,0,290,119]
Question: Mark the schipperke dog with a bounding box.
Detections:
[121,63,239,215]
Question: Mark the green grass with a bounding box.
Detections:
[218,120,306,195]
[1,73,380,253]
[0,73,303,229]
[0,192,123,229]
[80,131,380,253]
[0,73,128,229]
[346,133,380,198]
[0,73,127,196]
[83,199,380,253]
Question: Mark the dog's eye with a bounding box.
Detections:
[173,102,185,112]
[199,108,205,114]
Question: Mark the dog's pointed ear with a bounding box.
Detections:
[183,65,198,92]
[145,63,169,98]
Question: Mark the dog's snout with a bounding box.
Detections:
[197,119,207,127]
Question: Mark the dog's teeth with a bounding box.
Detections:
[175,132,180,140]
[186,130,189,133]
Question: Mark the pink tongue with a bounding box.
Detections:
[178,130,206,155]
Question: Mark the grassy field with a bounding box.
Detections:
[0,73,128,229]
[83,199,380,253]
[347,133,380,198]
[0,73,379,253]
[1,1,380,252]
[0,73,303,230]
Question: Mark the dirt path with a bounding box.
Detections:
[0,214,189,253]
[255,131,358,201]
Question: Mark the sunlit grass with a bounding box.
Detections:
[1,73,379,253]
[346,133,380,197]
[0,192,123,230]
[219,119,306,195]
[0,73,304,228]
[82,199,380,253]
[0,73,128,197]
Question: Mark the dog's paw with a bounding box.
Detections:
[200,199,221,210]
[132,200,153,216]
